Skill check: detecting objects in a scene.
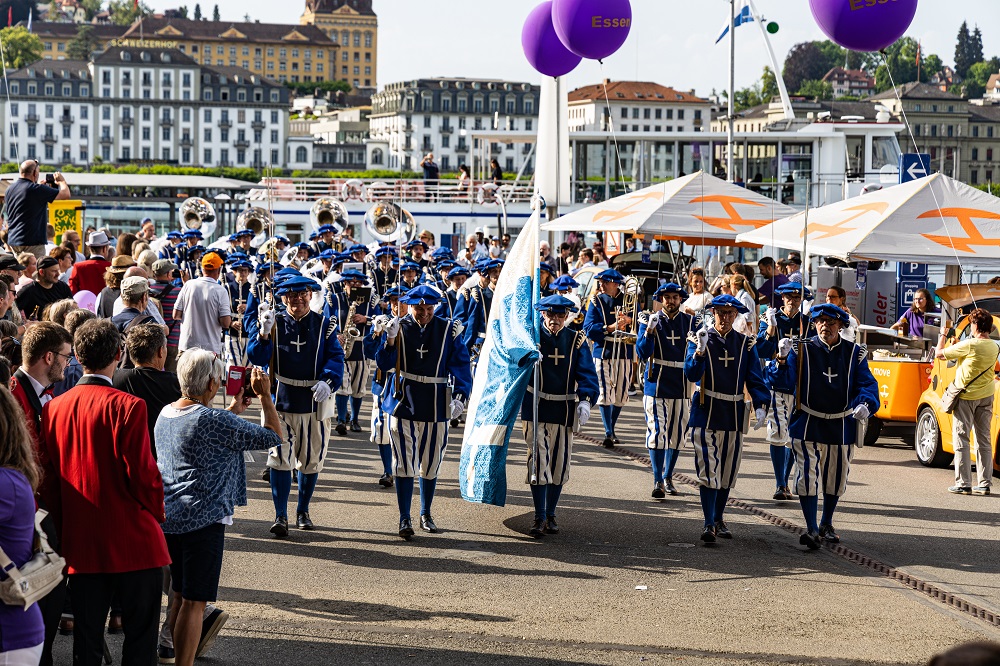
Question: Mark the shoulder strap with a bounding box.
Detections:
[958,345,1000,391]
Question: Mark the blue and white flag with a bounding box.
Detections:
[715,0,752,44]
[26,8,31,32]
[458,211,540,506]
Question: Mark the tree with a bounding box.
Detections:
[923,53,943,82]
[954,21,975,79]
[971,26,985,65]
[193,3,201,20]
[797,79,833,100]
[782,42,833,93]
[963,61,995,98]
[761,66,779,102]
[0,26,42,70]
[212,3,219,21]
[109,0,152,24]
[872,37,921,93]
[66,24,101,60]
[176,5,188,18]
[78,0,101,20]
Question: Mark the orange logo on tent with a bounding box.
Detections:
[804,201,889,239]
[690,195,768,231]
[919,208,1000,253]
[590,190,663,225]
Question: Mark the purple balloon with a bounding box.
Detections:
[552,0,632,61]
[808,0,918,53]
[522,1,582,77]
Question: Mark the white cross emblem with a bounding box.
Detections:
[548,348,565,366]
[290,336,307,352]
[823,367,838,383]
[720,351,735,368]
[416,344,429,359]
[664,330,681,345]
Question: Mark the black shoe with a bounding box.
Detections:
[528,519,545,538]
[58,616,74,636]
[157,644,175,664]
[270,516,288,538]
[196,607,229,658]
[350,420,362,432]
[543,517,559,534]
[107,613,122,634]
[651,482,666,499]
[664,478,679,496]
[602,437,615,448]
[335,421,348,436]
[700,525,716,543]
[378,473,394,488]
[819,524,840,543]
[612,436,620,444]
[296,512,314,530]
[261,467,271,482]
[419,515,438,533]
[773,488,785,500]
[450,418,460,428]
[799,531,821,550]
[714,521,733,539]
[398,517,414,539]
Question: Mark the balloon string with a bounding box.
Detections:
[598,63,629,199]
[879,51,972,310]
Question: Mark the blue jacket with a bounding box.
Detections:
[323,288,377,362]
[764,336,879,445]
[756,309,813,359]
[685,327,770,431]
[456,282,493,352]
[584,291,635,360]
[636,311,694,399]
[520,327,599,427]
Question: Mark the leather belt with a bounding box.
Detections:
[799,405,853,420]
[399,371,448,385]
[526,387,578,402]
[276,375,316,388]
[650,359,684,369]
[701,389,741,402]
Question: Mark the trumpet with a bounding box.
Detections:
[364,201,415,244]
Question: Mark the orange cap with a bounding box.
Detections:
[201,253,224,270]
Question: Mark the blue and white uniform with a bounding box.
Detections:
[637,309,694,451]
[223,276,251,369]
[583,270,635,442]
[324,272,376,426]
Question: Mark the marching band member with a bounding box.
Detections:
[550,275,581,330]
[373,285,473,539]
[437,265,469,319]
[247,275,345,536]
[398,261,424,290]
[364,285,409,488]
[583,269,634,448]
[159,230,184,261]
[539,263,556,297]
[430,259,457,293]
[325,269,375,435]
[403,239,430,270]
[765,303,878,549]
[183,244,206,280]
[370,246,398,297]
[347,243,370,265]
[636,283,693,498]
[291,242,315,269]
[757,281,814,501]
[315,224,337,253]
[685,294,770,544]
[455,259,501,360]
[521,295,599,537]
[224,259,253,370]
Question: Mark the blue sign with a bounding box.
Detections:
[897,279,927,316]
[855,262,867,291]
[899,153,932,184]
[897,262,928,279]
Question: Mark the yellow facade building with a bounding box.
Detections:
[300,0,377,91]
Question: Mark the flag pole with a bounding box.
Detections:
[726,0,735,183]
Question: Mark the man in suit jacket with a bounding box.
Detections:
[67,230,112,296]
[42,318,170,666]
[10,322,72,666]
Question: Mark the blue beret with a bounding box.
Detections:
[551,275,579,291]
[317,224,336,234]
[809,303,850,325]
[187,244,205,254]
[318,249,336,260]
[775,281,813,300]
[273,235,289,244]
[534,294,579,313]
[708,294,749,313]
[596,269,625,283]
[447,266,471,279]
[348,243,369,254]
[400,261,421,272]
[540,262,556,277]
[655,282,689,299]
[400,285,442,305]
[255,261,281,275]
[231,260,253,270]
[404,239,429,250]
[382,285,409,300]
[375,246,398,258]
[227,233,240,242]
[339,269,367,282]
[276,275,320,296]
[275,266,302,279]
[332,252,350,265]
[167,231,183,240]
[431,247,455,259]
[436,259,457,271]
[182,229,203,239]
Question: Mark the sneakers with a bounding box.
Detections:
[819,524,840,543]
[157,645,175,664]
[196,607,229,658]
[972,485,991,495]
[948,485,973,495]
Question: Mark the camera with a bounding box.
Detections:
[45,173,56,187]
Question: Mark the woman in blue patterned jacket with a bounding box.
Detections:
[155,350,281,666]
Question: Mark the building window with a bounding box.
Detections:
[621,107,628,119]
[973,148,979,160]
[220,129,229,142]
[80,126,87,139]
[353,31,361,47]
[270,129,278,143]
[27,83,36,95]
[122,127,130,140]
[204,128,212,141]
[237,110,245,123]
[62,84,71,96]
[102,106,110,120]
[141,127,150,140]
[271,110,278,123]
[237,89,246,102]
[204,148,212,163]
[296,146,308,162]
[162,148,170,161]
[364,31,373,47]
[122,146,130,160]
[971,170,979,184]
[271,148,279,164]
[371,148,383,165]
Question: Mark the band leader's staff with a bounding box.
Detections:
[521,295,598,537]
[247,275,345,537]
[636,283,693,498]
[583,269,634,448]
[373,286,472,539]
[765,303,878,549]
[757,281,814,501]
[684,295,770,544]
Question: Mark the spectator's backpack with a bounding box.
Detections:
[117,313,157,369]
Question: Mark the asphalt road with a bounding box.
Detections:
[57,397,1000,665]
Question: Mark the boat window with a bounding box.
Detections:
[871,136,901,171]
[845,136,864,179]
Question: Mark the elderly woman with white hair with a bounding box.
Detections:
[154,350,281,666]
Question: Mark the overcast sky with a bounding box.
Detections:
[154,0,996,95]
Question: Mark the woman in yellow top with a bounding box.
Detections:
[934,308,1000,495]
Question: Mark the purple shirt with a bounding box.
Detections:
[901,309,927,339]
[0,468,44,652]
[758,274,789,306]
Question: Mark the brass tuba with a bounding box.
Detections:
[364,201,415,244]
[310,197,349,233]
[237,206,272,248]
[178,197,217,238]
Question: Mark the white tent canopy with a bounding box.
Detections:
[539,171,797,245]
[736,173,1000,265]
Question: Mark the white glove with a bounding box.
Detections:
[646,312,661,333]
[372,314,391,334]
[577,400,591,427]
[384,316,401,340]
[765,307,778,328]
[259,307,275,337]
[695,328,709,354]
[311,381,331,403]
[777,337,794,359]
[852,403,870,420]
[450,399,465,420]
[755,407,767,429]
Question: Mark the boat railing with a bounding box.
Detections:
[250,177,537,205]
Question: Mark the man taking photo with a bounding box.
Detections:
[4,160,71,259]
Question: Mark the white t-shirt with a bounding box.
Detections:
[682,291,713,314]
[173,277,232,353]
